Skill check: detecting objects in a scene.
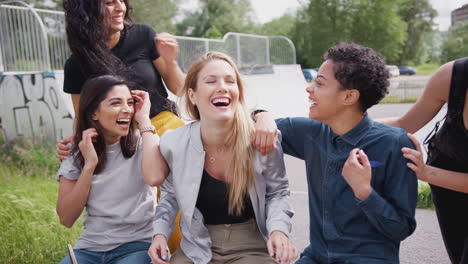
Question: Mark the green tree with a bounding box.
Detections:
[397,0,437,65]
[292,0,408,68]
[424,30,443,63]
[176,0,256,38]
[441,21,468,62]
[131,0,178,33]
[349,0,407,64]
[293,0,354,67]
[254,14,296,37]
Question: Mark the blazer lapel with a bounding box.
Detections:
[179,122,205,230]
[250,153,267,238]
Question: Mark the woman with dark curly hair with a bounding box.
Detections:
[252,43,418,263]
[56,0,184,253]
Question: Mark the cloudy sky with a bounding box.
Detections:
[251,0,467,31]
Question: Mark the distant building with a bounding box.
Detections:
[451,4,468,26]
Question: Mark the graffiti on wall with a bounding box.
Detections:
[0,72,74,142]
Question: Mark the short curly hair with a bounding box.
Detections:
[323,42,389,111]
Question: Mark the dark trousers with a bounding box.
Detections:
[431,185,468,264]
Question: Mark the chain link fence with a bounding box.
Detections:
[385,76,429,103]
[176,33,296,73]
[0,2,296,74]
[0,1,67,72]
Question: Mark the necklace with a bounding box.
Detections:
[208,155,216,164]
[205,147,227,165]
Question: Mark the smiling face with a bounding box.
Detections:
[188,59,240,123]
[92,84,134,144]
[306,59,349,124]
[104,0,126,33]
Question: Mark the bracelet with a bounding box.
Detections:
[140,125,156,135]
[251,109,268,122]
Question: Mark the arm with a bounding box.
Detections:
[148,131,179,264]
[152,134,180,239]
[56,57,84,163]
[71,94,80,118]
[152,173,179,241]
[264,135,294,236]
[263,135,297,263]
[378,62,452,133]
[132,90,169,186]
[55,92,80,163]
[56,128,99,228]
[148,179,177,264]
[63,56,85,118]
[343,136,417,242]
[403,133,468,193]
[422,167,468,193]
[252,111,279,156]
[275,117,310,159]
[153,33,185,96]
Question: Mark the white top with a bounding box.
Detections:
[57,135,155,251]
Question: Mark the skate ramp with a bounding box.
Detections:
[244,64,309,118]
[166,64,310,120]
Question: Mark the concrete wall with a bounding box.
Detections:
[0,72,74,142]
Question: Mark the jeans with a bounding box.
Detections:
[294,252,397,264]
[58,241,151,264]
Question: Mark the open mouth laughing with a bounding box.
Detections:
[211,97,231,108]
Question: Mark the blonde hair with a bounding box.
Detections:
[180,52,254,215]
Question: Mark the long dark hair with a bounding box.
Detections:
[72,75,137,174]
[63,0,133,77]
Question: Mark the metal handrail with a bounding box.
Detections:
[0,0,51,71]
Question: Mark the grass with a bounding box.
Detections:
[415,63,440,75]
[0,137,82,263]
[380,96,418,104]
[0,134,434,263]
[417,181,434,209]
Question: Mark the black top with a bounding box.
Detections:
[63,24,177,118]
[196,170,254,225]
[427,57,468,174]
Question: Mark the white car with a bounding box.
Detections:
[386,65,400,78]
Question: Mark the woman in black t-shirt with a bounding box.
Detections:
[57,0,184,253]
[386,59,468,264]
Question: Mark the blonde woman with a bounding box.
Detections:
[143,52,297,264]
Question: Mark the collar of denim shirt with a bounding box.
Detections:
[331,113,374,146]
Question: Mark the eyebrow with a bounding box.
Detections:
[202,74,234,80]
[316,75,327,80]
[107,97,134,102]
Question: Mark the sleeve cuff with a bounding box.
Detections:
[56,159,81,182]
[56,171,80,182]
[153,220,172,239]
[267,220,292,238]
[356,189,386,214]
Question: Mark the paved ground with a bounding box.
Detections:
[287,103,451,264]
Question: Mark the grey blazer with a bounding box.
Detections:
[153,121,294,264]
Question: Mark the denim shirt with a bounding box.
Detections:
[277,114,417,263]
